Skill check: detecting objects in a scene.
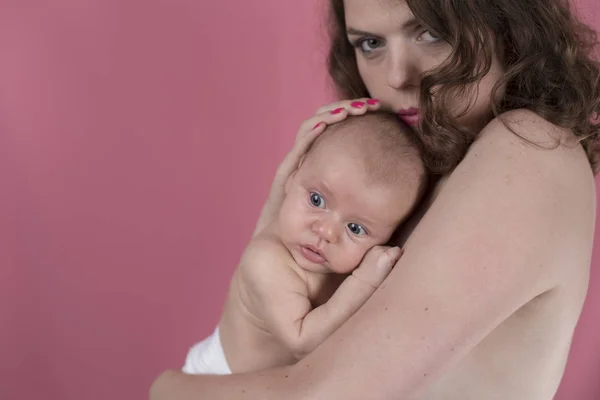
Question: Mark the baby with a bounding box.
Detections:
[183,112,427,374]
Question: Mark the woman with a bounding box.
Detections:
[151,0,600,398]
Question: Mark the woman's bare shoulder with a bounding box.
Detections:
[468,109,594,180]
[436,108,596,277]
[439,109,596,208]
[256,110,597,400]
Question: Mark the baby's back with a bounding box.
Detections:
[219,235,303,373]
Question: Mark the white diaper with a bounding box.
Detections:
[182,326,232,375]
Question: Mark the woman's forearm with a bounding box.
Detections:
[150,365,313,400]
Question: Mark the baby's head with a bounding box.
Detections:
[278,112,427,274]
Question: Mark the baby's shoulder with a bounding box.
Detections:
[240,234,298,276]
[237,236,308,294]
[244,235,288,263]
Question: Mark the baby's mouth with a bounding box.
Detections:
[300,245,327,264]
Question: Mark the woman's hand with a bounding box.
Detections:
[252,98,381,236]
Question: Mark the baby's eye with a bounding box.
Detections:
[348,222,367,236]
[309,192,326,208]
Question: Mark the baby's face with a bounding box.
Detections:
[278,149,417,274]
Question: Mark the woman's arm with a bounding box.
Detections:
[151,110,591,399]
[286,110,590,399]
[150,366,301,400]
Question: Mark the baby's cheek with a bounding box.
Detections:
[279,203,301,233]
[328,249,355,274]
[347,246,370,271]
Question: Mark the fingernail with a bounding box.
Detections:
[331,108,344,114]
[366,99,380,105]
[313,122,323,130]
[351,101,365,108]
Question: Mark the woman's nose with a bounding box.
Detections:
[312,217,340,244]
[386,48,420,90]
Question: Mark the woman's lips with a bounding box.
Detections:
[397,108,421,126]
[300,245,327,264]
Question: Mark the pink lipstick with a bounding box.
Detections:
[396,108,421,127]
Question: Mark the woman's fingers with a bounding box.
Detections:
[274,122,323,182]
[278,98,382,182]
[315,98,381,116]
[277,108,351,180]
[254,99,382,236]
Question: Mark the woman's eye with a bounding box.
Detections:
[348,222,367,236]
[418,30,442,43]
[309,192,326,208]
[358,38,382,53]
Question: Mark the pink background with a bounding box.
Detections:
[0,1,598,399]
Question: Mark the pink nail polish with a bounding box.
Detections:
[313,122,323,129]
[331,108,344,114]
[351,101,365,108]
[366,99,380,105]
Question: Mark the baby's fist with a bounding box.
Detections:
[352,246,403,289]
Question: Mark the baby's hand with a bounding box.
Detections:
[351,246,403,290]
[230,240,402,364]
[286,246,403,359]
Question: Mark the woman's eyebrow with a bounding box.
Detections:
[346,18,421,36]
[346,27,375,36]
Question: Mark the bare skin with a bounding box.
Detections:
[150,110,595,400]
[374,118,594,400]
[150,0,596,396]
[219,122,421,373]
[219,228,400,373]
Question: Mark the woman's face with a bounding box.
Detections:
[343,0,505,133]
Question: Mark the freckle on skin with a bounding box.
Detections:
[385,307,389,311]
[425,307,429,311]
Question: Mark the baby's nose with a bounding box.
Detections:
[312,217,340,244]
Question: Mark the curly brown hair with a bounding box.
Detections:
[327,0,600,175]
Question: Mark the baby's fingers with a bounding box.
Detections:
[352,246,403,289]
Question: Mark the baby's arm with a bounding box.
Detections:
[246,241,401,360]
